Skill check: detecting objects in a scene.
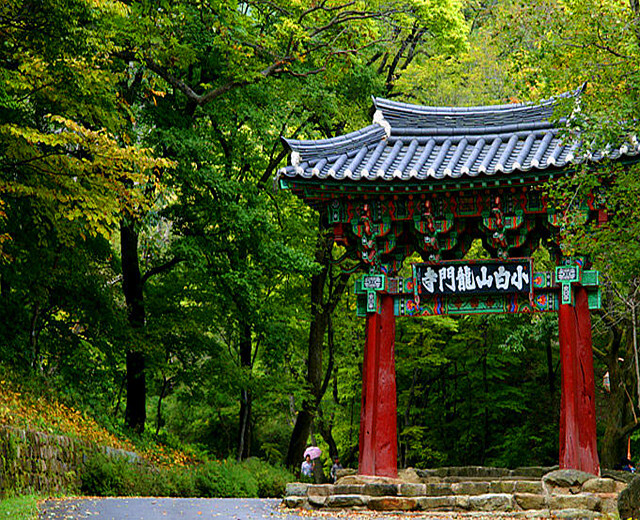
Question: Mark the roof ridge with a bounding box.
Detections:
[372,86,584,130]
[373,85,583,116]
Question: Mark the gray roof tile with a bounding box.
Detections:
[280,87,640,182]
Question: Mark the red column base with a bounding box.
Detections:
[358,294,398,477]
[559,286,600,475]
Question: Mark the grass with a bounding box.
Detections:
[0,495,39,520]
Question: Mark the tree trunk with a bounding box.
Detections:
[121,220,147,434]
[29,301,40,370]
[546,339,556,396]
[237,321,252,461]
[285,218,345,468]
[125,350,146,433]
[601,325,629,468]
[286,407,314,468]
[284,271,328,466]
[316,408,339,461]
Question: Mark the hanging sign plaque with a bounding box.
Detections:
[413,259,533,297]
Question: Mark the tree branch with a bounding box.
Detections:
[141,257,183,285]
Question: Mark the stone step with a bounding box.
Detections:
[417,465,558,479]
[284,468,629,518]
[296,479,545,498]
[286,492,617,517]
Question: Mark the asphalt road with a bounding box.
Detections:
[37,497,549,520]
[38,498,303,520]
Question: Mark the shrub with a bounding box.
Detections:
[80,452,161,496]
[163,465,197,497]
[80,452,293,498]
[240,458,295,497]
[193,460,257,498]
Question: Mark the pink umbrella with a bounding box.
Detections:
[304,446,322,459]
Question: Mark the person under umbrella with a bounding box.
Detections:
[303,446,322,482]
[301,454,313,479]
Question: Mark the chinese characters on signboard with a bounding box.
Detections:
[414,259,532,296]
[556,266,580,283]
[362,275,385,290]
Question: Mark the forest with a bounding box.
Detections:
[1,0,640,479]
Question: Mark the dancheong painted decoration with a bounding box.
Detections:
[278,88,639,480]
[354,260,600,317]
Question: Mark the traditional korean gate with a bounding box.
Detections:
[278,89,632,477]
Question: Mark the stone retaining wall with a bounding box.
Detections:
[0,425,139,496]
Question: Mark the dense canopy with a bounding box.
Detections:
[1,0,640,480]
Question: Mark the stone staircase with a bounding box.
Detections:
[284,466,633,518]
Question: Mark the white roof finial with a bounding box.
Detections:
[291,151,302,167]
[373,110,391,137]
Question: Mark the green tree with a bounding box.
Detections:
[107,0,470,456]
[485,0,640,467]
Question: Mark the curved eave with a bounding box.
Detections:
[281,124,386,165]
[278,143,640,186]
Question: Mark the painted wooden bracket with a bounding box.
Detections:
[355,274,386,314]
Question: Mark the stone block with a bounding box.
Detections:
[581,477,616,493]
[597,493,618,514]
[308,495,327,507]
[616,480,630,493]
[543,469,596,488]
[514,480,544,494]
[368,496,417,511]
[416,496,456,510]
[283,496,309,508]
[424,482,453,496]
[549,508,599,519]
[514,492,547,510]
[334,484,365,495]
[515,510,555,519]
[398,468,422,483]
[445,466,511,478]
[325,494,368,508]
[415,468,439,479]
[490,480,515,493]
[452,481,490,495]
[335,468,357,480]
[363,483,397,496]
[336,475,399,486]
[307,484,334,497]
[618,475,640,520]
[512,466,558,478]
[425,467,451,478]
[285,482,309,496]
[399,483,426,496]
[549,493,600,511]
[467,493,515,512]
[454,495,470,510]
[602,469,635,484]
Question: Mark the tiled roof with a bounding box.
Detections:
[279,87,639,183]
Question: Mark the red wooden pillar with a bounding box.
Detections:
[359,293,398,477]
[558,285,600,475]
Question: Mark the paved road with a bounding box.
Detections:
[39,498,302,520]
[38,497,545,520]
